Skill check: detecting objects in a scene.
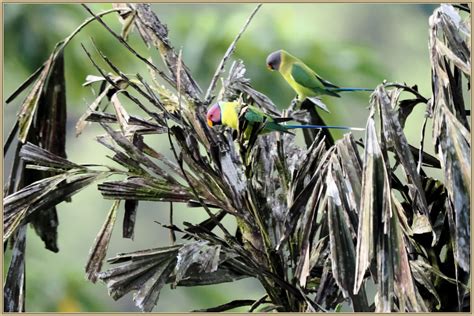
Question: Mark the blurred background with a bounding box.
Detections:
[4,3,442,312]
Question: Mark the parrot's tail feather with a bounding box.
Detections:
[330,87,373,92]
[285,124,365,131]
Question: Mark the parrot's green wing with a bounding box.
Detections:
[315,74,339,89]
[243,106,290,133]
[244,105,269,123]
[244,105,292,123]
[291,63,340,97]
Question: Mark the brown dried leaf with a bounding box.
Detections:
[85,200,120,283]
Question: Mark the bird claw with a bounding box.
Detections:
[289,98,299,111]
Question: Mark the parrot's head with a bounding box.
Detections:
[207,102,222,127]
[266,50,282,71]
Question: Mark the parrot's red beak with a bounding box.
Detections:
[207,118,213,127]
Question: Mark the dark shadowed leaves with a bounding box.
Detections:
[336,134,363,205]
[4,170,108,242]
[100,123,178,183]
[98,245,181,308]
[123,200,138,239]
[98,242,249,311]
[354,114,385,294]
[388,193,426,312]
[375,85,431,219]
[6,43,70,254]
[282,136,329,249]
[76,77,129,137]
[173,241,221,287]
[85,111,166,134]
[192,299,256,312]
[85,200,120,283]
[19,143,81,171]
[434,105,470,273]
[3,226,26,312]
[326,157,369,312]
[171,262,250,286]
[98,176,192,202]
[221,60,280,116]
[129,4,202,100]
[3,3,470,313]
[5,64,45,104]
[429,4,471,273]
[16,44,64,143]
[134,257,176,312]
[398,97,425,129]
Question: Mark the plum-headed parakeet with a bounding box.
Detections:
[266,49,372,111]
[206,101,363,139]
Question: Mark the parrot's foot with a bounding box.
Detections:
[288,98,299,112]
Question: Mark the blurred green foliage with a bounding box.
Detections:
[4,3,438,312]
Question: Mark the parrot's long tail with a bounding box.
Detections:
[329,87,373,92]
[285,124,364,131]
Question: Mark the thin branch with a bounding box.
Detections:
[5,64,45,104]
[203,4,262,105]
[88,38,168,117]
[6,142,23,196]
[177,48,184,113]
[417,112,429,174]
[63,8,124,47]
[80,43,165,127]
[5,9,121,105]
[81,4,176,88]
[192,299,256,312]
[131,4,202,99]
[384,82,429,103]
[4,121,19,156]
[169,202,176,244]
[453,4,470,12]
[249,294,269,312]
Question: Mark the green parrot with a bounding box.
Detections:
[206,101,363,139]
[266,49,373,112]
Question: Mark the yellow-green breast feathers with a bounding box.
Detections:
[219,101,240,130]
[279,50,317,99]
